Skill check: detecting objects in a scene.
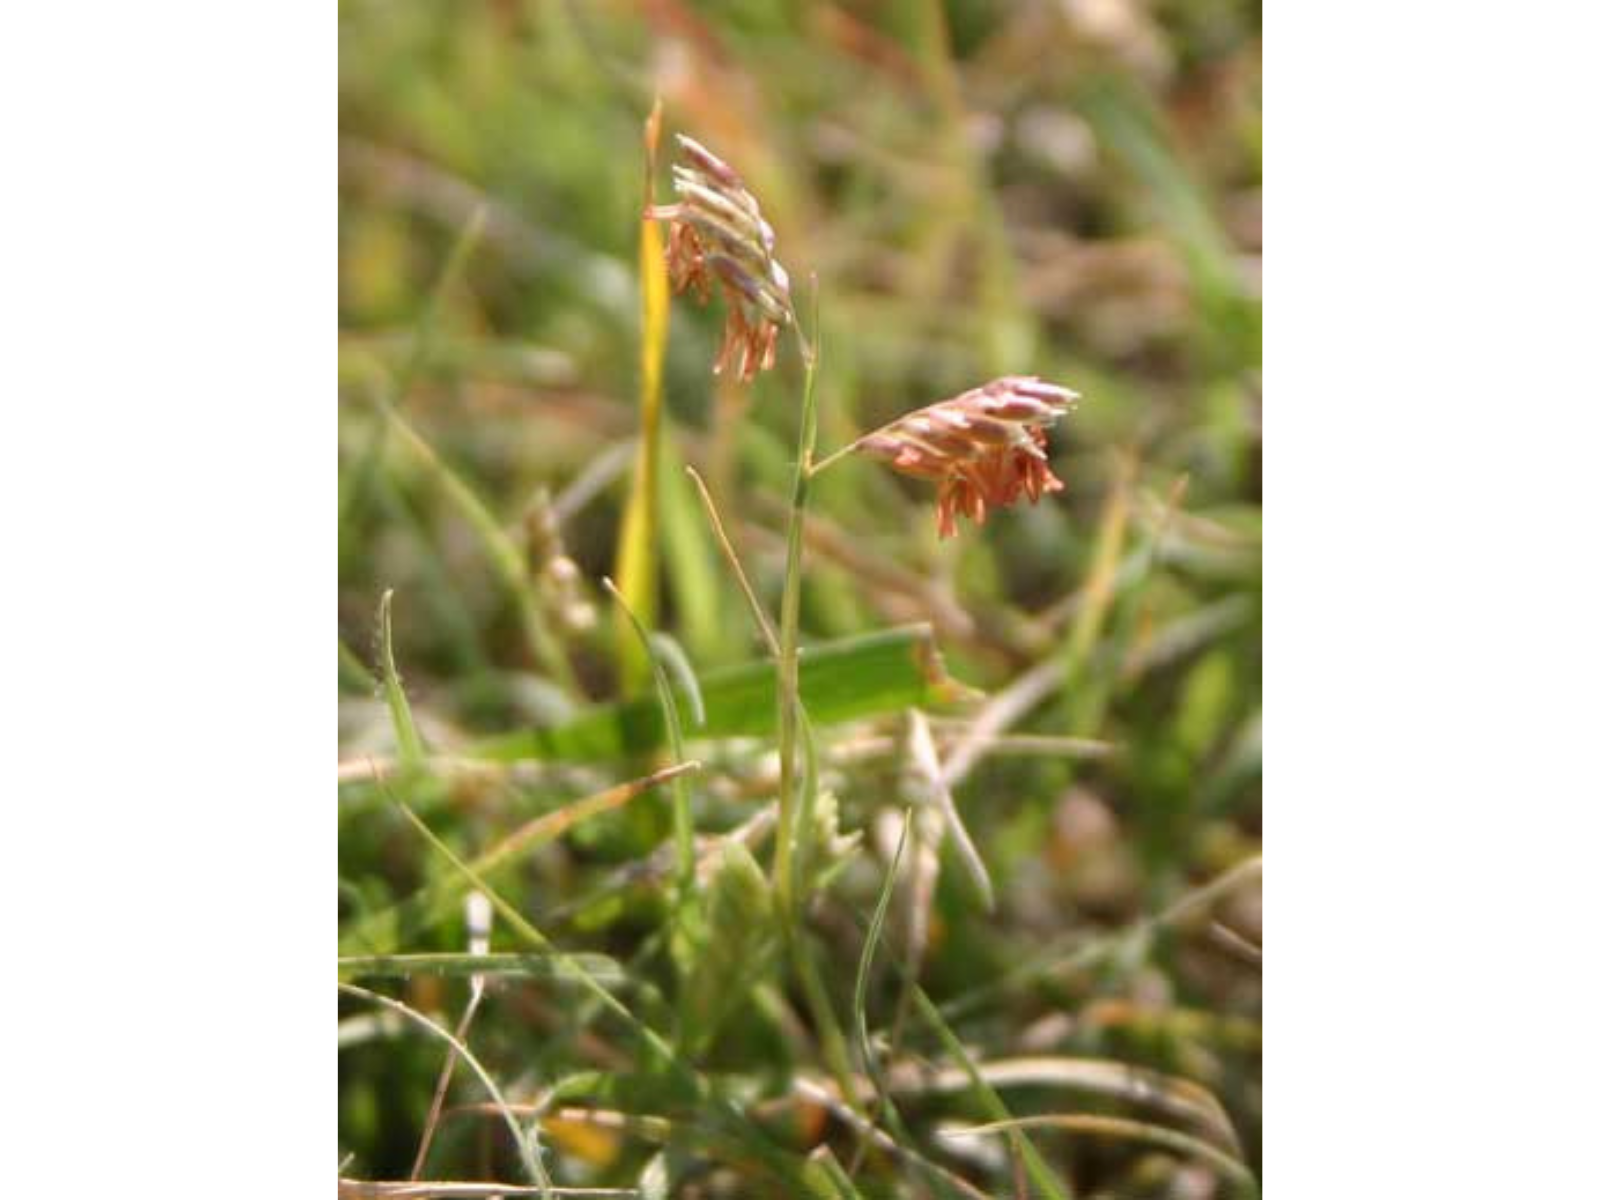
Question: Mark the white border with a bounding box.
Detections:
[2,0,1599,1194]
[1,2,331,1193]
[1270,1,1600,1194]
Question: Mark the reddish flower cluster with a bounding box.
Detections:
[857,377,1079,538]
[644,135,792,382]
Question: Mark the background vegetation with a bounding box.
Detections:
[339,1,1260,1195]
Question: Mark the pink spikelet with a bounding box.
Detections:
[643,134,792,382]
[857,377,1080,538]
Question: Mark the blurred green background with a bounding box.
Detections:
[340,0,1260,1194]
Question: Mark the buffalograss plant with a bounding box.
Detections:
[340,9,1261,1195]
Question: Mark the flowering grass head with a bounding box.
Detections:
[644,134,792,381]
[857,376,1080,538]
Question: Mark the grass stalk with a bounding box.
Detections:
[684,465,779,659]
[774,285,820,921]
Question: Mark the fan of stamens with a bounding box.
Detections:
[856,377,1080,538]
[643,134,792,382]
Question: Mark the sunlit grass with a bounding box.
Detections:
[339,2,1261,1195]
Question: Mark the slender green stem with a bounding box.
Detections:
[774,284,825,921]
[850,807,913,1169]
[770,292,871,1117]
[684,464,779,659]
[774,305,820,921]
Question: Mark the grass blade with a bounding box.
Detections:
[476,624,970,762]
[337,952,626,984]
[853,807,912,1141]
[375,398,574,690]
[603,577,695,901]
[658,435,724,660]
[339,206,485,535]
[907,983,1074,1200]
[945,1114,1256,1194]
[391,802,818,1194]
[341,636,379,694]
[339,761,699,955]
[804,1146,868,1200]
[337,982,549,1193]
[646,631,705,730]
[684,464,778,659]
[908,709,993,912]
[377,589,425,767]
[613,98,671,692]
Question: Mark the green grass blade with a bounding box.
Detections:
[339,761,698,955]
[377,589,425,767]
[658,434,724,661]
[909,983,1074,1200]
[853,808,912,1135]
[647,631,705,730]
[375,398,574,690]
[804,1146,869,1200]
[391,800,817,1194]
[339,637,378,694]
[613,101,671,692]
[337,981,549,1193]
[603,578,695,900]
[475,624,970,762]
[336,952,625,983]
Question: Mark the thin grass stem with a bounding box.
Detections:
[410,986,485,1179]
[337,982,549,1194]
[773,281,821,921]
[684,465,779,658]
[849,809,914,1170]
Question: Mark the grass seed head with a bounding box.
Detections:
[645,133,792,382]
[858,376,1080,538]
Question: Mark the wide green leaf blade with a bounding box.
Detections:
[475,624,972,762]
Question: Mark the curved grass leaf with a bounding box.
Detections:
[377,590,424,767]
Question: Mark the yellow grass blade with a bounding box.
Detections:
[614,98,670,691]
